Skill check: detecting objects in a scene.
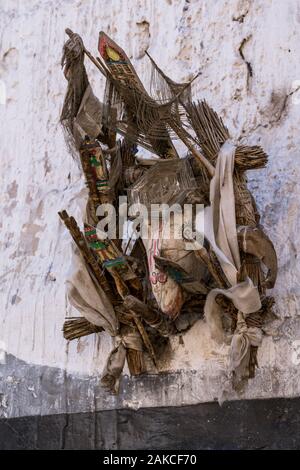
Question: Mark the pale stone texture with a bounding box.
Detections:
[1,0,300,417]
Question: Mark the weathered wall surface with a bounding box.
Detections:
[1,0,300,419]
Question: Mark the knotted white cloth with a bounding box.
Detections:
[229,311,262,379]
[101,328,144,394]
[66,248,118,336]
[66,249,143,392]
[203,141,262,374]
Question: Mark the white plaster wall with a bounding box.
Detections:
[1,0,300,415]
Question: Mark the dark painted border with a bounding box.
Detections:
[1,397,300,449]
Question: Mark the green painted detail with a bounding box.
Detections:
[90,156,101,167]
[96,180,108,188]
[89,240,107,250]
[103,257,125,269]
[85,229,96,236]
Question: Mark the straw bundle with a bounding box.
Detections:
[186,100,268,170]
[63,317,103,341]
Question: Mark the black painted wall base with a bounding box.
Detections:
[1,397,300,450]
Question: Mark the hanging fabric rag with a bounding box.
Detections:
[203,141,262,376]
[101,326,144,394]
[66,248,118,336]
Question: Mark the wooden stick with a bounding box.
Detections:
[195,246,227,288]
[169,120,215,177]
[126,349,144,376]
[131,313,157,366]
[124,295,176,337]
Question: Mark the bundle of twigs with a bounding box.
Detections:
[63,317,103,340]
[186,100,268,170]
